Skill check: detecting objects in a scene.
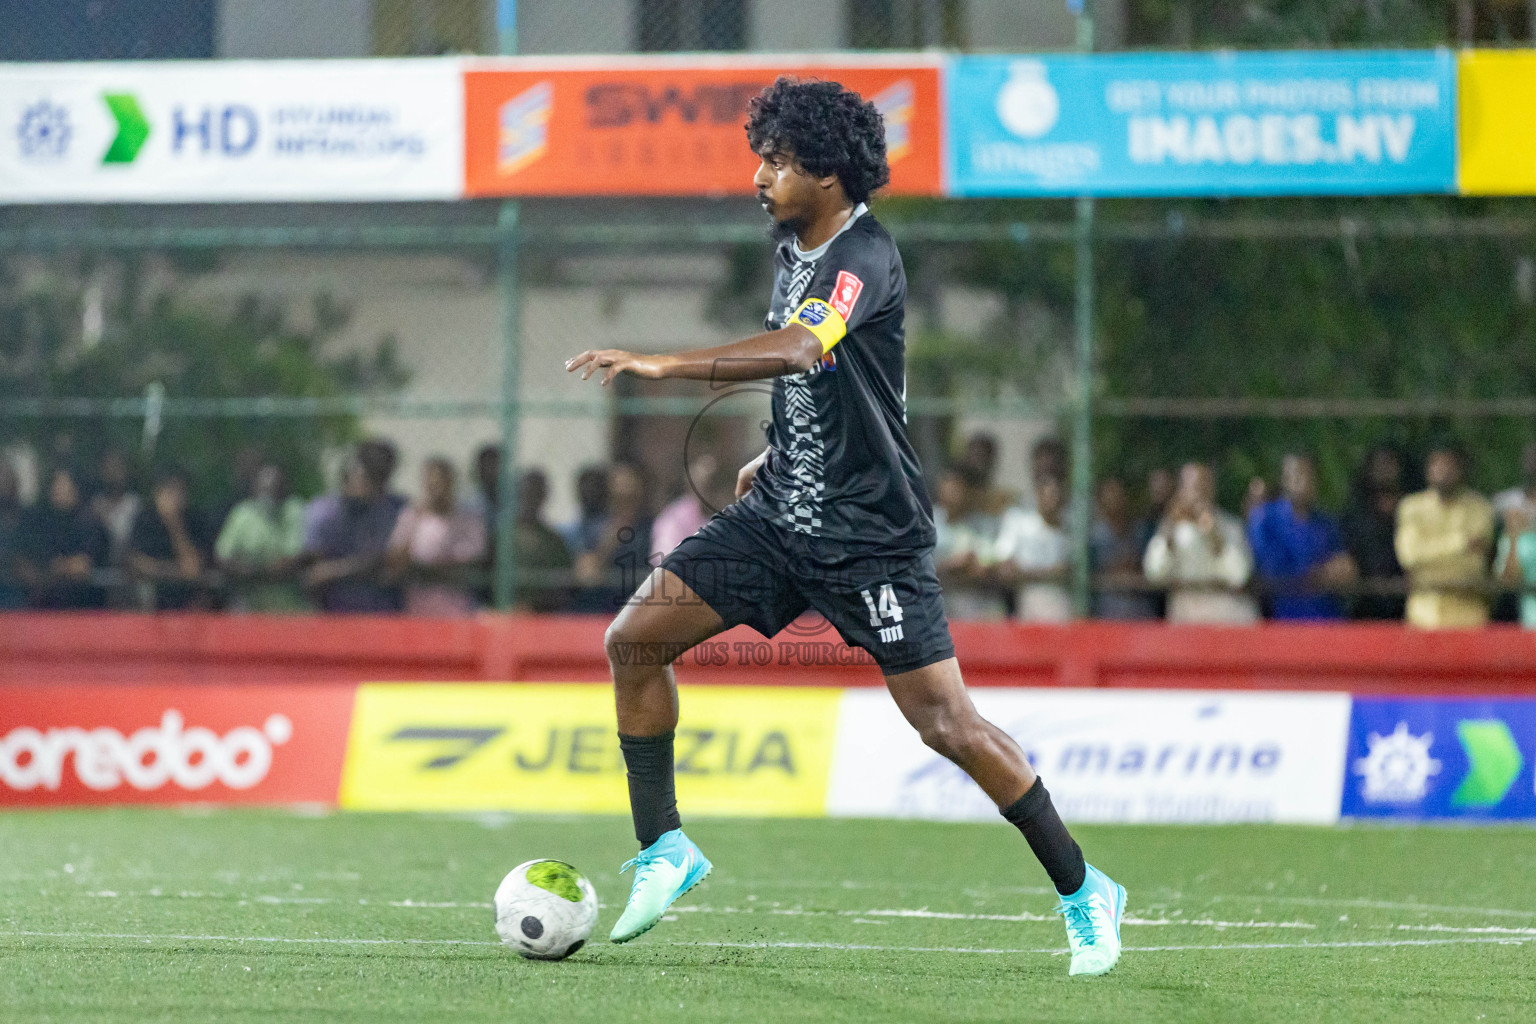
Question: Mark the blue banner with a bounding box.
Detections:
[1342,698,1536,821]
[945,51,1456,197]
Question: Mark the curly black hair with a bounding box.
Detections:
[745,77,890,205]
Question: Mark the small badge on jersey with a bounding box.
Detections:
[789,297,849,354]
[831,270,864,319]
[795,298,833,327]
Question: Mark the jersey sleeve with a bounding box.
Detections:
[786,230,893,354]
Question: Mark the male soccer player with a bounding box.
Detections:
[566,77,1125,976]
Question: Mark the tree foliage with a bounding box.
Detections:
[0,253,408,504]
[938,196,1536,506]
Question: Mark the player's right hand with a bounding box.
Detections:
[565,349,666,385]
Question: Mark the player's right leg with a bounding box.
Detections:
[603,566,726,943]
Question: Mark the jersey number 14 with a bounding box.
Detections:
[860,584,905,644]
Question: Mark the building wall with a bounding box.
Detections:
[218,0,372,58]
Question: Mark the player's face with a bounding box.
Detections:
[753,146,820,232]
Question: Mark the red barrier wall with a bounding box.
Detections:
[4,614,1536,694]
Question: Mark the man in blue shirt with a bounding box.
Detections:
[1249,452,1358,619]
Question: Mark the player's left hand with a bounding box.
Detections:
[565,349,666,385]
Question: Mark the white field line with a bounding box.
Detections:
[69,892,1524,936]
[53,892,1536,939]
[37,877,1536,920]
[1211,895,1536,919]
[666,905,1316,930]
[3,930,501,947]
[1390,923,1536,937]
[79,891,495,909]
[5,930,1534,956]
[677,935,1536,956]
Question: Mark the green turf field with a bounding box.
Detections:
[2,810,1534,1023]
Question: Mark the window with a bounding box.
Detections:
[636,0,748,51]
[847,0,966,49]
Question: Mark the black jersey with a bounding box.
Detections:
[739,206,936,560]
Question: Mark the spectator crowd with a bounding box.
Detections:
[2,430,1536,630]
[936,432,1536,630]
[0,437,686,618]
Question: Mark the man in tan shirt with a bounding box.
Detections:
[1395,444,1494,628]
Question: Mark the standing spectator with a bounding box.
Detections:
[213,444,267,532]
[16,465,109,609]
[216,463,309,613]
[1493,440,1536,524]
[562,465,610,558]
[992,474,1072,622]
[303,438,406,613]
[1134,466,1177,619]
[386,457,486,617]
[1242,476,1272,521]
[1143,462,1258,624]
[0,457,28,609]
[933,466,1006,620]
[572,461,652,613]
[125,467,217,611]
[1090,474,1156,620]
[466,443,501,538]
[1492,440,1536,624]
[464,443,503,608]
[1396,443,1494,629]
[513,468,574,612]
[1030,436,1068,490]
[958,432,1017,516]
[86,448,141,570]
[1136,468,1176,549]
[1496,504,1536,629]
[1342,446,1407,620]
[1247,452,1357,620]
[651,453,721,561]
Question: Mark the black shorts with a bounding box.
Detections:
[660,502,955,676]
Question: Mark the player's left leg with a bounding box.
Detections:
[884,657,1126,976]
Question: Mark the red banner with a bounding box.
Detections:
[464,58,944,198]
[0,684,355,806]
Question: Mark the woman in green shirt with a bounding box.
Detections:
[1496,507,1536,628]
[215,464,310,613]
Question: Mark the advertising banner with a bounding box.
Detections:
[0,684,356,806]
[1458,50,1536,195]
[828,689,1351,824]
[463,57,944,197]
[338,683,841,815]
[1342,697,1536,820]
[0,60,464,202]
[946,51,1456,197]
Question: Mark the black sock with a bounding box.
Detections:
[1001,777,1086,896]
[618,732,682,848]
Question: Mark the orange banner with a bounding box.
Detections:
[464,59,943,198]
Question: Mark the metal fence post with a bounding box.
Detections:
[1069,4,1097,618]
[492,1,521,612]
[1070,196,1095,617]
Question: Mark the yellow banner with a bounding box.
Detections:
[1459,51,1536,195]
[338,683,841,816]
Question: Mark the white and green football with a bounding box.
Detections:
[493,859,599,960]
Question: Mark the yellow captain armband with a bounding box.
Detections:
[788,297,849,354]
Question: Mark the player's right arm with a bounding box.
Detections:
[735,447,770,499]
[565,322,824,386]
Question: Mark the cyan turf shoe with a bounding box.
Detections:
[608,828,712,943]
[1055,864,1126,977]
